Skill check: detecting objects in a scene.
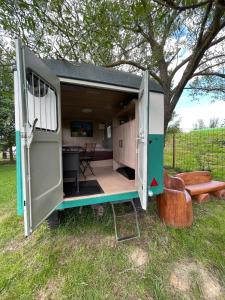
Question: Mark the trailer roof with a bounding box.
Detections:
[43,59,163,93]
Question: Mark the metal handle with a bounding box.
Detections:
[136,135,144,143]
[26,118,38,148]
[32,118,38,133]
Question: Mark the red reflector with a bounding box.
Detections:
[150,178,158,187]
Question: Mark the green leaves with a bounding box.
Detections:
[0,39,15,152]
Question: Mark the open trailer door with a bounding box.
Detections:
[137,71,149,210]
[15,39,63,236]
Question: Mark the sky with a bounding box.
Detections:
[175,91,225,130]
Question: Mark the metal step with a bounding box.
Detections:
[110,199,140,242]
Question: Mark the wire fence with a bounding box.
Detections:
[164,128,225,180]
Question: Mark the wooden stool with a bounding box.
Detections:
[156,170,193,228]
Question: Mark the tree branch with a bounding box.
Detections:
[196,60,225,72]
[192,72,225,79]
[171,3,225,108]
[119,39,146,57]
[104,60,146,70]
[198,54,225,67]
[140,0,160,48]
[209,35,225,48]
[196,1,213,48]
[161,9,181,47]
[170,55,192,79]
[184,86,225,93]
[152,0,210,11]
[167,48,181,66]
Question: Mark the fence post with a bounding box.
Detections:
[172,133,176,168]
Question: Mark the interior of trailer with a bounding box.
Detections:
[61,83,139,200]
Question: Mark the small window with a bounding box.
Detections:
[26,70,57,131]
[26,71,48,97]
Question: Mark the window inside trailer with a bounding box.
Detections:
[107,126,112,139]
[26,70,57,131]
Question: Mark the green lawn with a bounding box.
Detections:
[165,128,225,181]
[0,164,225,299]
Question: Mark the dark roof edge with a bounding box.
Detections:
[43,59,164,94]
[59,75,164,94]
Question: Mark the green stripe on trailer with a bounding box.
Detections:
[57,191,139,210]
[16,131,24,216]
[148,134,164,195]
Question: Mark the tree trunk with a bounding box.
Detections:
[9,146,14,162]
[164,93,173,134]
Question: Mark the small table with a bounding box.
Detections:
[62,146,84,153]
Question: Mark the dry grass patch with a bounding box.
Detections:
[170,260,224,300]
[2,238,26,253]
[37,276,65,300]
[129,247,149,268]
[58,233,116,266]
[0,212,11,223]
[102,235,116,248]
[1,233,36,253]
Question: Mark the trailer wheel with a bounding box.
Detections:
[47,211,61,229]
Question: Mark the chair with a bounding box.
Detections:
[156,170,193,228]
[80,143,96,177]
[63,152,80,193]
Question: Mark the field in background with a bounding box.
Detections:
[165,128,225,180]
[1,164,225,299]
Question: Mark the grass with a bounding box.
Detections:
[165,128,225,180]
[0,164,225,299]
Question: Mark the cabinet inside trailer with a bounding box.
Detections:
[61,83,138,200]
[113,100,137,169]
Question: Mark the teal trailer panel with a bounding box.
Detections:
[148,134,164,195]
[57,191,139,210]
[16,130,24,216]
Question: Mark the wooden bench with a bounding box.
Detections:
[175,171,225,203]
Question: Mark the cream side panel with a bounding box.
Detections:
[149,92,164,134]
[14,71,21,131]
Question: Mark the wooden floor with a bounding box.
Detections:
[64,166,136,201]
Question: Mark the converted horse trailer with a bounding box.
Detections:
[14,39,164,237]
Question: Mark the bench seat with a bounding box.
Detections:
[185,181,225,196]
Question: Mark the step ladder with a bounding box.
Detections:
[110,199,141,242]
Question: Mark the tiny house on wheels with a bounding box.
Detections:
[14,39,164,238]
